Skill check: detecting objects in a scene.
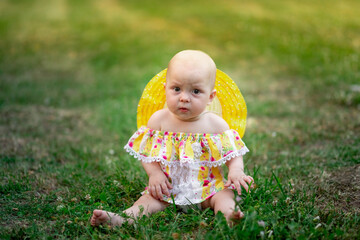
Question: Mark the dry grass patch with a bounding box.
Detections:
[0,105,95,161]
[315,164,360,214]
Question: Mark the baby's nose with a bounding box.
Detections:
[179,92,190,102]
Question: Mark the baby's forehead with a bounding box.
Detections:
[168,76,208,85]
[167,50,216,86]
[172,52,214,68]
[169,59,215,79]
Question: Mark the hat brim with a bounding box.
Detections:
[137,69,247,137]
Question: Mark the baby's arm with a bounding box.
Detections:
[224,156,254,195]
[206,114,254,193]
[143,109,172,200]
[142,162,172,200]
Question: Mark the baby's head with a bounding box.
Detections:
[165,50,217,121]
[166,50,217,90]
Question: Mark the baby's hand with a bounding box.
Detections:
[224,168,254,195]
[148,171,173,201]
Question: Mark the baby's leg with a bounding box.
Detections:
[90,194,169,227]
[203,189,244,224]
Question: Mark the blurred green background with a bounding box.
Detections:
[1,0,359,239]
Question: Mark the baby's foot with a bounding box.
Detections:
[90,210,124,227]
[227,210,245,227]
[90,210,110,226]
[231,210,244,220]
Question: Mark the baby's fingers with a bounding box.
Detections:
[239,179,249,193]
[224,179,232,188]
[244,176,255,188]
[149,186,157,199]
[247,176,254,183]
[149,185,160,200]
[234,181,243,195]
[166,180,173,190]
[155,185,164,200]
[161,183,170,197]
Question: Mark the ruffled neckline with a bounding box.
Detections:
[124,126,249,167]
[136,127,236,138]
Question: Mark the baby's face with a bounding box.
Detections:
[165,62,216,122]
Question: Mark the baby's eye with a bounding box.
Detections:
[193,89,200,94]
[174,87,181,92]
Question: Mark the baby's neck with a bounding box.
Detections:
[178,111,209,122]
[161,111,214,134]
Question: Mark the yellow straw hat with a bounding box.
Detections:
[137,69,247,137]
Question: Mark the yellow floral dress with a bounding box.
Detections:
[124,126,249,206]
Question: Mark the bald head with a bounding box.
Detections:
[167,50,217,89]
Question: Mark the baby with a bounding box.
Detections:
[91,50,254,227]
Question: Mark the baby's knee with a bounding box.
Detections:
[213,196,237,218]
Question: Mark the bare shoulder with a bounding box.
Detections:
[203,112,230,133]
[147,109,169,130]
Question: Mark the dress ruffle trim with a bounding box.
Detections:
[124,126,249,167]
[125,144,249,167]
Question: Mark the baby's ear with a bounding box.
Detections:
[208,89,216,104]
[210,89,216,100]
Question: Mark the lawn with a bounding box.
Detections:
[1,0,359,239]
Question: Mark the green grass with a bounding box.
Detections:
[1,0,359,239]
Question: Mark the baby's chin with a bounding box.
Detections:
[174,113,201,122]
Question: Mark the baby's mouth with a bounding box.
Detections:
[179,107,189,112]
